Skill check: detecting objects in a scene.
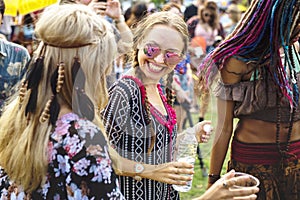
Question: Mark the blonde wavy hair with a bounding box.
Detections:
[0,4,117,192]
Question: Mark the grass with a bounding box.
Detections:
[178,95,232,199]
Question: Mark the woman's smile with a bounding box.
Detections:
[146,61,166,73]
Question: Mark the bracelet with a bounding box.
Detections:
[133,163,144,181]
[133,175,142,181]
[208,174,221,184]
[114,15,125,25]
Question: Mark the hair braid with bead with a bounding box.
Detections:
[39,62,65,124]
[165,70,175,107]
[132,50,156,154]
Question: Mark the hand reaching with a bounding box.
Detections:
[87,0,122,19]
[88,0,107,15]
[194,170,259,200]
[106,0,122,19]
[193,120,212,143]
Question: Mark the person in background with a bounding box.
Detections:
[184,0,206,22]
[223,3,241,36]
[124,6,131,22]
[19,13,35,55]
[162,2,183,17]
[198,0,300,199]
[119,1,149,76]
[59,0,133,89]
[188,0,225,124]
[126,1,148,29]
[0,0,30,115]
[101,11,258,200]
[0,15,13,41]
[188,2,221,53]
[188,2,224,174]
[169,0,186,13]
[162,2,208,177]
[59,0,133,55]
[114,55,124,80]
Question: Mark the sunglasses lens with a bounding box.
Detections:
[165,52,182,65]
[143,43,182,65]
[144,44,160,58]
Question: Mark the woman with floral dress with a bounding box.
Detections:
[0,4,124,199]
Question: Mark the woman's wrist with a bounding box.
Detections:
[208,174,221,184]
[113,15,125,25]
[133,163,154,181]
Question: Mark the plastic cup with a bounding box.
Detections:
[231,172,260,189]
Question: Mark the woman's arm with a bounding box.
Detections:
[110,146,194,186]
[106,0,133,54]
[88,0,133,54]
[207,58,248,188]
[207,98,234,187]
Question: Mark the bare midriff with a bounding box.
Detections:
[234,118,300,143]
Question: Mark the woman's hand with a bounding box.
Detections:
[194,120,212,143]
[88,0,107,15]
[176,89,191,104]
[142,161,194,185]
[106,0,122,20]
[87,0,122,19]
[194,170,259,200]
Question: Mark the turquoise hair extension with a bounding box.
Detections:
[269,0,293,106]
[279,0,299,108]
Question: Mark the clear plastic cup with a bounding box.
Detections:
[231,172,260,188]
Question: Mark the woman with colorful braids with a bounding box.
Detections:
[101,11,259,200]
[198,0,300,199]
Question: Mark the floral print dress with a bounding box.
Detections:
[0,113,125,200]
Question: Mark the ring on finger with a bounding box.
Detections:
[223,181,229,188]
[234,179,238,186]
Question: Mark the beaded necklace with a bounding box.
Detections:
[276,97,296,165]
[276,45,299,172]
[122,75,177,134]
[157,84,177,133]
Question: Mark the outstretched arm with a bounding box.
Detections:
[207,57,248,188]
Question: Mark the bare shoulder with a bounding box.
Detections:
[220,57,249,84]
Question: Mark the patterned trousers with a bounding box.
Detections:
[228,159,300,200]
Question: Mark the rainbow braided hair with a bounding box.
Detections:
[199,0,300,109]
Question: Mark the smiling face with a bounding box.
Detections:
[137,24,184,84]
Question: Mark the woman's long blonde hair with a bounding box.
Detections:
[0,4,117,192]
[131,11,189,153]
